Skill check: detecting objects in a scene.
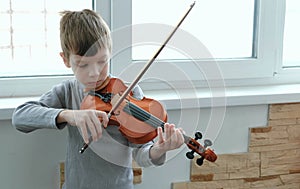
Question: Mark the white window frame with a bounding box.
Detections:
[0,0,299,98]
[98,0,299,88]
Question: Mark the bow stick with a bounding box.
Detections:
[80,1,196,154]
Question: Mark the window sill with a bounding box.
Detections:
[145,83,300,110]
[1,83,300,121]
[0,97,39,121]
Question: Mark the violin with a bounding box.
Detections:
[79,1,217,166]
[80,77,217,165]
[80,77,167,144]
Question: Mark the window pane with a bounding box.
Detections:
[282,0,300,68]
[0,0,92,77]
[132,0,255,60]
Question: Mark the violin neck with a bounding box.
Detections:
[124,101,192,144]
[182,134,192,144]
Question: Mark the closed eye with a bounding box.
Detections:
[98,60,108,64]
[78,64,88,68]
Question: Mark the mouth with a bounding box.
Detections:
[86,80,103,88]
[86,82,97,86]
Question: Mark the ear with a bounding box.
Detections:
[60,52,71,68]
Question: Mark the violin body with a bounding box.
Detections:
[80,77,168,144]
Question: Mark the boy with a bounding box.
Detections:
[12,9,184,189]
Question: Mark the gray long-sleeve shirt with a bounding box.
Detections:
[12,78,165,189]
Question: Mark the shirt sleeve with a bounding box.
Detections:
[12,82,68,133]
[131,142,166,167]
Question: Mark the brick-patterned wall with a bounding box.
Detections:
[172,103,300,189]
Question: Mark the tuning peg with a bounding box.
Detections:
[194,131,202,140]
[196,156,204,166]
[203,139,213,148]
[186,151,195,159]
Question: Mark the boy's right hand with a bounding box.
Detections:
[57,110,108,144]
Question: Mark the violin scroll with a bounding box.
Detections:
[185,131,217,166]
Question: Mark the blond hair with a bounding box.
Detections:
[60,9,112,60]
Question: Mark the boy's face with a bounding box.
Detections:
[61,48,110,91]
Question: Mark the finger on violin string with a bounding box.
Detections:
[163,123,169,138]
[165,123,175,139]
[157,127,164,143]
[171,127,179,143]
[175,129,185,146]
[178,127,185,135]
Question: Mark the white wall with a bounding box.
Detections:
[0,105,268,189]
[0,120,67,189]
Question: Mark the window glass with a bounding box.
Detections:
[132,0,255,60]
[0,0,92,77]
[283,0,300,67]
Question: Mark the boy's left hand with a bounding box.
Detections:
[150,123,185,160]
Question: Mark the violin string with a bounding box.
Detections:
[124,102,165,129]
[125,102,164,128]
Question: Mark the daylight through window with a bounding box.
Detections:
[0,0,92,77]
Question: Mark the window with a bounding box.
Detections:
[107,0,286,86]
[0,0,92,97]
[1,0,300,98]
[0,0,92,77]
[282,0,300,68]
[132,0,255,60]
